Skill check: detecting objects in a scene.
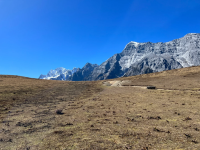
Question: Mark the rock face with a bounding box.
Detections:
[124,53,182,76]
[90,54,124,80]
[39,33,200,81]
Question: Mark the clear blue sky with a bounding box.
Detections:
[1,0,200,78]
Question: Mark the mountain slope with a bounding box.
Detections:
[124,53,183,76]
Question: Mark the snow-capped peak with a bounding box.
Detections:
[39,67,78,80]
[47,67,68,78]
[124,41,145,49]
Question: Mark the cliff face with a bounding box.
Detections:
[124,53,183,76]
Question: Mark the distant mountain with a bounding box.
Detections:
[39,33,200,81]
[39,67,78,80]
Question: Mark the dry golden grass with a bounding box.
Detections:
[1,66,200,149]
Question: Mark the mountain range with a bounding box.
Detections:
[39,33,200,81]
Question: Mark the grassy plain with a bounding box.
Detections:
[1,66,200,149]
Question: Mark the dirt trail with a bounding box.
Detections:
[103,80,198,92]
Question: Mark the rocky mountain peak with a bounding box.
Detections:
[83,63,98,70]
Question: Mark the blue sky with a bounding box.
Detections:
[1,0,200,78]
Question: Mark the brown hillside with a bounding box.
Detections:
[1,66,200,149]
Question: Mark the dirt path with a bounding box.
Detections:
[103,80,199,92]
